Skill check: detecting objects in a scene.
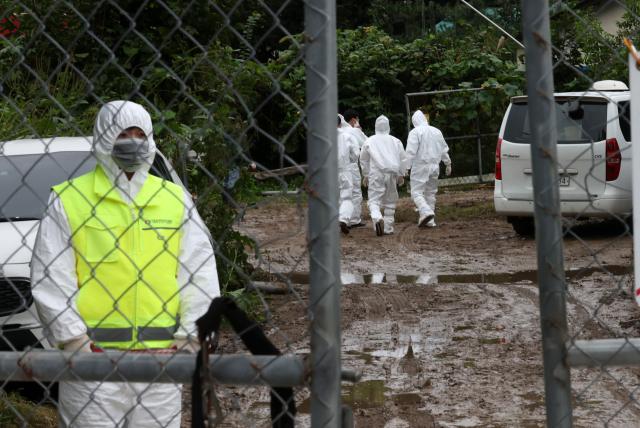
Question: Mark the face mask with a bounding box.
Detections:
[111,137,150,172]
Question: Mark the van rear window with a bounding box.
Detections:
[504,100,608,144]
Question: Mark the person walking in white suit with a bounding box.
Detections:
[406,110,452,228]
[360,115,408,236]
[337,116,360,234]
[342,109,367,227]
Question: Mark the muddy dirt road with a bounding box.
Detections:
[233,186,638,427]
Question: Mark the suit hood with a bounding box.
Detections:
[93,100,157,179]
[374,115,390,135]
[411,110,429,128]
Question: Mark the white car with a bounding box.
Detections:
[0,137,183,398]
[494,80,631,235]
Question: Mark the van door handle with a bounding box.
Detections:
[523,168,578,175]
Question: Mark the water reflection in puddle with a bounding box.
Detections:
[342,265,631,285]
[297,380,422,414]
[256,265,631,286]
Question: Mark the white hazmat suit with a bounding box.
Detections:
[406,110,451,227]
[339,115,367,226]
[31,101,221,427]
[337,126,359,230]
[360,115,408,235]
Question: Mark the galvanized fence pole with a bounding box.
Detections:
[521,1,572,427]
[304,0,341,426]
[474,92,483,183]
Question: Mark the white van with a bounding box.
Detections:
[494,80,632,235]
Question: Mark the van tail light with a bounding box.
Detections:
[495,138,502,180]
[605,138,621,181]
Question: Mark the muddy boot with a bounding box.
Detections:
[340,222,350,235]
[375,219,384,236]
[418,214,434,228]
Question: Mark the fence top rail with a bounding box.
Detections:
[0,351,309,386]
[405,87,486,98]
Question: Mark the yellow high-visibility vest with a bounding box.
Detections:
[53,166,185,350]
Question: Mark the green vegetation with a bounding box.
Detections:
[0,0,633,292]
[0,393,57,428]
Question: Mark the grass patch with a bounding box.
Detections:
[394,199,496,223]
[438,182,494,193]
[478,338,503,345]
[0,393,57,428]
[436,200,496,221]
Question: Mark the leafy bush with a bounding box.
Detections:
[0,2,279,291]
[270,24,524,177]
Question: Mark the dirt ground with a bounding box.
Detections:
[224,185,639,427]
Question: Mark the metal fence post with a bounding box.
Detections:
[521,1,572,427]
[474,92,483,183]
[305,0,341,427]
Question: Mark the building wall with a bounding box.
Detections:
[596,2,626,35]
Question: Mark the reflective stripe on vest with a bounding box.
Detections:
[53,166,185,350]
[88,325,179,343]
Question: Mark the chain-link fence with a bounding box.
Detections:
[4,0,640,426]
[519,0,640,426]
[0,1,343,427]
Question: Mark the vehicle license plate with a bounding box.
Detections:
[559,176,570,186]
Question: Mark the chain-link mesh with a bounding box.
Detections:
[0,1,336,426]
[5,0,640,426]
[520,0,640,426]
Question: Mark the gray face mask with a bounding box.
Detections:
[111,137,150,172]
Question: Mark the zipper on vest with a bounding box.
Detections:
[130,206,139,346]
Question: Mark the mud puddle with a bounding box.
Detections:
[255,265,631,286]
[296,380,422,415]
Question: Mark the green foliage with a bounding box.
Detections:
[271,23,524,176]
[0,1,279,294]
[368,0,521,41]
[0,0,635,299]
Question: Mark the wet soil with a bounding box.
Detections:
[228,186,638,427]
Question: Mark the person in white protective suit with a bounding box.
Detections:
[30,100,220,427]
[360,115,408,236]
[342,110,367,227]
[337,116,360,234]
[406,110,452,228]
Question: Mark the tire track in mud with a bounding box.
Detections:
[397,222,420,253]
[237,188,637,426]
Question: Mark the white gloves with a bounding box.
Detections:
[172,337,200,353]
[445,164,452,177]
[362,177,368,188]
[396,176,405,186]
[62,334,92,353]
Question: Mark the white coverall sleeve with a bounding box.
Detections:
[438,131,452,166]
[397,139,409,175]
[175,192,221,339]
[405,130,420,169]
[359,141,371,177]
[349,136,360,164]
[31,192,86,346]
